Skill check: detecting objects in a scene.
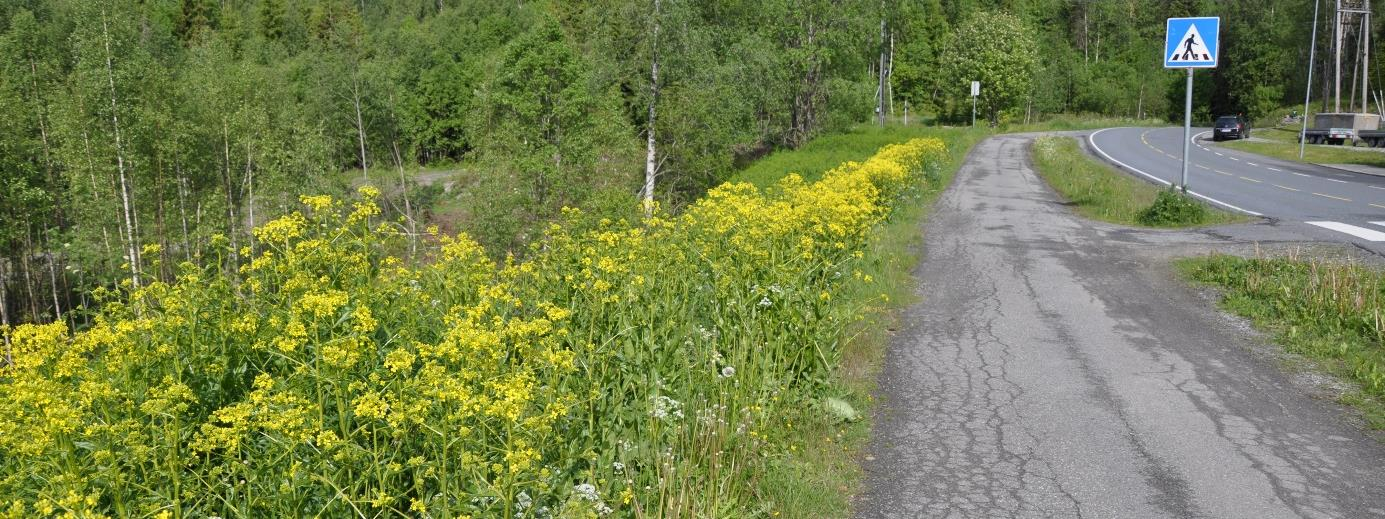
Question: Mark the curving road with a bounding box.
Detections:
[1090,127,1385,252]
[856,133,1385,518]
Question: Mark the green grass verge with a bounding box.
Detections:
[999,114,1166,133]
[1179,255,1385,429]
[1221,126,1385,169]
[1030,136,1248,227]
[746,127,984,518]
[735,124,988,188]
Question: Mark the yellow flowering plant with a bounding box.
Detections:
[0,139,946,518]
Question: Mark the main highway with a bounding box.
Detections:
[1089,127,1385,251]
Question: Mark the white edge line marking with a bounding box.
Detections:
[1307,221,1385,241]
[1370,221,1385,228]
[1088,128,1263,217]
[1191,131,1210,146]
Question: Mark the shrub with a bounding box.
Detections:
[1137,188,1208,226]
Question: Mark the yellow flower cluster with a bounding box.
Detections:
[0,138,947,517]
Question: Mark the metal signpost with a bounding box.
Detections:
[970,81,980,127]
[1164,17,1220,192]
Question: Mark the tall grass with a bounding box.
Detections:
[0,139,948,518]
[1183,254,1385,427]
[1031,136,1247,227]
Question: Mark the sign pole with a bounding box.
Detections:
[1164,16,1219,192]
[1182,67,1193,192]
[970,80,979,126]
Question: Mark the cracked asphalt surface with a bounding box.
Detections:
[855,134,1385,518]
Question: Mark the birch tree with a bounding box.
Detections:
[642,0,661,216]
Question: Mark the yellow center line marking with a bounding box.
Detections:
[1239,176,1262,183]
[1372,203,1385,209]
[1313,192,1352,202]
[1273,184,1300,192]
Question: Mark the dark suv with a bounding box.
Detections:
[1213,115,1250,141]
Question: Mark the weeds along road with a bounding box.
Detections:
[855,134,1385,518]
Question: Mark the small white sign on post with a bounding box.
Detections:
[970,81,980,126]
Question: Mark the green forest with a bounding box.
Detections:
[0,0,1338,326]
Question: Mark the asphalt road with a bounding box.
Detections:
[855,134,1385,518]
[1090,126,1385,252]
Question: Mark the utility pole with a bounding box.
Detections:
[1335,0,1343,112]
[1302,0,1321,159]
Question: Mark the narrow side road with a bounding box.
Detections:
[855,134,1385,518]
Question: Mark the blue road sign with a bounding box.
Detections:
[1164,17,1220,68]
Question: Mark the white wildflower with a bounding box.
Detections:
[574,483,600,501]
[652,396,684,421]
[758,297,772,307]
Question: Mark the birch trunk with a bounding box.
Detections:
[887,32,894,117]
[175,153,192,262]
[223,123,240,270]
[22,232,38,320]
[390,140,417,257]
[45,229,62,324]
[643,0,661,217]
[30,60,64,322]
[1,259,9,364]
[244,141,255,241]
[102,12,141,290]
[80,130,114,263]
[352,75,369,181]
[877,14,886,126]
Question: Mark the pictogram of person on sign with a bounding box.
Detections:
[1181,33,1199,60]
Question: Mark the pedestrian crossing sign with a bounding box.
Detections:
[1164,17,1219,68]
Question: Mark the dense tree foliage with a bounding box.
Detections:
[0,0,1346,324]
